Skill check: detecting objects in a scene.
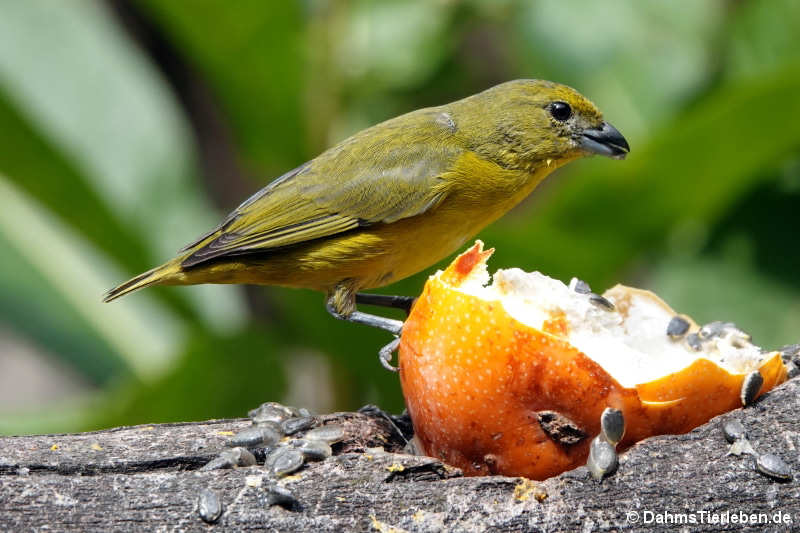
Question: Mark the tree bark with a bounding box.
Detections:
[1,376,799,532]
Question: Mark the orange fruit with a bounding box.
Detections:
[398,242,787,480]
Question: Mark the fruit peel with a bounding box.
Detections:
[399,241,787,480]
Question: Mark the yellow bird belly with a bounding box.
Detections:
[181,154,564,295]
[182,210,476,293]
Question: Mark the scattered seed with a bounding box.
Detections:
[780,345,800,378]
[254,422,284,436]
[229,425,281,448]
[537,411,587,446]
[570,278,592,294]
[666,316,690,339]
[685,333,702,351]
[265,447,304,477]
[261,483,300,510]
[589,293,615,311]
[740,371,764,406]
[587,436,618,481]
[785,361,800,380]
[755,453,792,481]
[200,455,235,471]
[304,424,346,444]
[197,488,223,524]
[229,447,257,467]
[249,402,296,425]
[728,438,756,457]
[780,343,800,361]
[600,408,625,446]
[722,419,747,443]
[201,447,257,470]
[281,416,317,436]
[295,439,332,461]
[403,439,422,456]
[698,321,732,340]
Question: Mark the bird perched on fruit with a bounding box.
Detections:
[105,79,629,367]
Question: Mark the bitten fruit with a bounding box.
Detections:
[398,242,787,480]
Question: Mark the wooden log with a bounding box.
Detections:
[1,376,799,532]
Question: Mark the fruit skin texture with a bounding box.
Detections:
[398,243,787,480]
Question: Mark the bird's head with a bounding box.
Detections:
[455,79,630,171]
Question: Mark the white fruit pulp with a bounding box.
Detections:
[452,264,766,388]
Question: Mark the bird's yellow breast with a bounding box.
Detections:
[183,152,570,293]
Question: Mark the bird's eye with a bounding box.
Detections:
[549,101,572,121]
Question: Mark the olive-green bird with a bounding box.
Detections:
[105,79,629,368]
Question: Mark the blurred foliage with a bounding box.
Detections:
[0,0,798,434]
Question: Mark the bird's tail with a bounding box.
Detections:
[103,260,183,302]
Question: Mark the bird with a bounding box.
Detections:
[104,79,629,369]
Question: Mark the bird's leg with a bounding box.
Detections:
[355,293,416,316]
[324,301,404,335]
[326,284,404,371]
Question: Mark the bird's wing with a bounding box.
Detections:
[181,136,461,268]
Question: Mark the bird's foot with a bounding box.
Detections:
[378,337,401,372]
[325,289,408,370]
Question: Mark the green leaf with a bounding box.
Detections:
[0,0,246,331]
[724,0,800,82]
[0,176,184,382]
[515,0,723,138]
[339,0,454,90]
[137,0,307,174]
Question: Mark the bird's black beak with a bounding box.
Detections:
[580,122,630,160]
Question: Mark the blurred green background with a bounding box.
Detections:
[1,0,798,435]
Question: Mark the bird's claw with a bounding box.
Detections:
[379,337,401,372]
